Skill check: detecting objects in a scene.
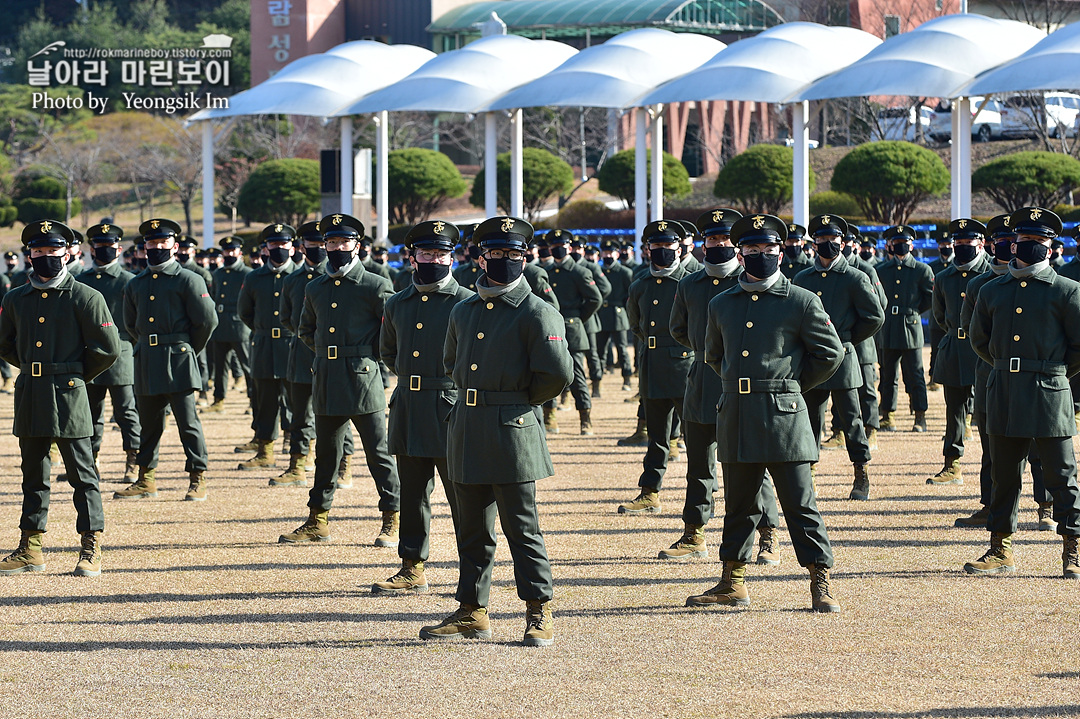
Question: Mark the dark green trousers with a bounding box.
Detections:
[586,331,603,381]
[941,384,974,458]
[973,412,1048,508]
[20,436,103,534]
[597,330,632,378]
[210,340,250,401]
[453,480,552,607]
[309,413,399,513]
[398,455,458,562]
[806,386,871,464]
[988,435,1078,535]
[252,377,291,442]
[685,420,778,529]
[286,381,353,457]
[136,391,208,472]
[545,351,589,411]
[719,462,833,568]
[87,383,140,454]
[834,363,879,432]
[638,396,683,492]
[879,347,928,413]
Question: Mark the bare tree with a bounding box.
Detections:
[39,126,101,225]
[216,156,255,234]
[982,0,1079,32]
[147,119,204,236]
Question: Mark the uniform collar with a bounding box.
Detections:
[737,271,790,297]
[814,254,849,274]
[150,260,182,276]
[337,258,367,284]
[402,275,460,300]
[476,276,530,307]
[90,261,124,276]
[1007,260,1056,284]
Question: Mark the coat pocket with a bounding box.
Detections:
[775,392,807,414]
[348,357,374,375]
[1038,374,1068,391]
[437,389,456,423]
[500,405,538,428]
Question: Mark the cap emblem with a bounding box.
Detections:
[40,220,52,233]
[958,219,967,229]
[274,224,282,232]
[501,217,514,233]
[332,214,342,225]
[1004,216,1010,227]
[821,215,830,226]
[713,210,724,223]
[433,221,445,234]
[752,215,765,229]
[1030,208,1042,220]
[656,221,668,232]
[101,224,110,234]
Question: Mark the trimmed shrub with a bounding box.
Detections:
[383,148,467,226]
[595,149,692,209]
[714,145,815,214]
[237,158,321,227]
[973,151,1080,211]
[831,141,949,224]
[808,190,861,219]
[469,147,574,221]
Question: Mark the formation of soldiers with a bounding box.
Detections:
[1,202,1079,646]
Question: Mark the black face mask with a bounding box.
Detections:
[704,245,736,264]
[842,245,853,257]
[892,242,911,257]
[467,246,481,260]
[570,251,582,262]
[953,244,980,265]
[742,252,780,279]
[994,239,1014,262]
[176,252,191,263]
[783,245,802,259]
[939,247,953,260]
[414,261,451,285]
[551,246,568,260]
[223,255,239,267]
[651,247,677,268]
[268,247,291,265]
[679,244,691,258]
[305,246,326,264]
[601,256,615,267]
[484,257,523,284]
[1014,240,1049,265]
[537,247,551,259]
[356,247,369,261]
[93,246,118,264]
[859,250,874,261]
[31,254,65,278]
[327,249,354,272]
[816,241,841,260]
[134,257,147,270]
[146,248,172,266]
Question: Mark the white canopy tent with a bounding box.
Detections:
[485,28,725,241]
[186,41,435,246]
[638,22,881,224]
[797,14,1045,220]
[960,21,1080,96]
[335,34,577,225]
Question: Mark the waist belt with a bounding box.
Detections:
[140,333,189,347]
[647,335,679,350]
[889,306,919,316]
[27,361,83,377]
[407,375,454,392]
[322,345,373,360]
[254,327,293,339]
[992,358,1067,375]
[956,327,967,340]
[462,389,530,407]
[722,378,802,395]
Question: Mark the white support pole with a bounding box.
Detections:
[634,108,647,252]
[485,112,497,217]
[376,110,388,244]
[510,108,523,218]
[650,105,663,222]
[201,121,214,248]
[957,97,973,218]
[951,104,961,219]
[340,116,353,214]
[792,101,810,226]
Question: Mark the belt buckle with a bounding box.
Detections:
[891,306,899,315]
[466,388,478,407]
[327,345,338,360]
[272,328,281,339]
[738,377,751,395]
[31,362,41,377]
[148,334,159,347]
[957,328,966,340]
[648,336,656,350]
[1009,357,1020,373]
[409,375,421,391]
[216,304,224,313]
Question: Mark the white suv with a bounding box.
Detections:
[928,97,1004,143]
[1000,92,1080,139]
[871,106,933,142]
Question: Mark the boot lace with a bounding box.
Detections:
[812,566,832,597]
[1064,536,1079,566]
[759,528,776,553]
[79,534,98,562]
[526,604,547,631]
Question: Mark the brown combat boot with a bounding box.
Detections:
[756,526,780,566]
[964,532,1015,575]
[880,412,896,431]
[73,531,102,577]
[375,510,400,548]
[238,440,274,470]
[927,456,963,486]
[234,434,259,453]
[622,378,633,391]
[419,604,492,640]
[122,450,138,482]
[590,379,601,398]
[658,523,707,560]
[668,438,681,461]
[809,564,840,613]
[964,413,974,440]
[617,489,660,515]
[337,454,353,489]
[559,390,570,409]
[279,509,331,543]
[685,561,749,607]
[912,410,927,432]
[579,409,593,436]
[185,471,207,502]
[203,398,226,413]
[927,382,941,392]
[867,428,878,450]
[113,467,157,499]
[522,600,554,647]
[821,430,846,450]
[270,454,308,487]
[543,407,559,434]
[849,464,871,501]
[0,531,45,575]
[372,559,428,594]
[1063,535,1079,580]
[616,420,647,446]
[1037,502,1057,532]
[955,506,990,528]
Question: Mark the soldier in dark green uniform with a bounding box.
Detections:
[9,247,31,289]
[677,220,705,274]
[617,220,694,515]
[876,225,934,432]
[780,223,811,279]
[452,227,482,291]
[686,213,843,612]
[419,215,572,646]
[76,223,141,483]
[236,224,297,470]
[597,240,635,391]
[114,219,218,501]
[966,207,1080,579]
[0,252,14,393]
[0,219,120,576]
[176,236,214,408]
[793,215,884,500]
[3,250,17,277]
[280,213,400,547]
[373,220,472,594]
[204,237,252,414]
[858,239,878,265]
[1055,227,1080,429]
[926,219,991,486]
[572,235,612,398]
[357,236,392,282]
[926,235,953,392]
[1050,238,1066,270]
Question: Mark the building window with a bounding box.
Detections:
[884,15,901,38]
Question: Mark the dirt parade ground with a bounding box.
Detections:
[0,348,1077,719]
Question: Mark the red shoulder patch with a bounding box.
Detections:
[201,293,210,298]
[101,321,113,328]
[547,335,564,341]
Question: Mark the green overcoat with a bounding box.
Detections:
[847,254,886,365]
[281,260,325,385]
[238,259,296,380]
[544,257,603,352]
[76,261,136,386]
[875,254,934,350]
[627,264,694,400]
[598,261,633,332]
[209,262,252,343]
[931,255,992,387]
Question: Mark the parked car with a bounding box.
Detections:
[871,106,933,142]
[928,97,1004,142]
[783,137,820,149]
[1000,92,1080,139]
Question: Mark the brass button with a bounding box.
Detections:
[68,380,74,387]
[816,291,822,296]
[149,317,154,322]
[894,294,899,299]
[274,292,279,297]
[273,311,278,316]
[650,321,655,327]
[181,347,187,352]
[961,292,965,298]
[412,350,419,357]
[821,272,827,277]
[335,280,341,286]
[713,279,719,285]
[1013,334,1020,341]
[470,363,477,370]
[416,323,423,330]
[307,274,313,279]
[40,292,47,298]
[422,296,429,302]
[223,281,227,286]
[477,332,484,339]
[1020,281,1027,287]
[791,403,797,409]
[652,299,658,305]
[751,295,758,301]
[895,279,901,284]
[486,303,494,310]
[153,273,159,279]
[35,341,42,348]
[517,418,523,425]
[96,274,101,279]
[150,295,155,301]
[742,350,749,357]
[331,302,338,308]
[962,272,967,278]
[329,327,336,333]
[746,322,753,328]
[1016,307,1022,314]
[656,279,662,284]
[38,317,44,323]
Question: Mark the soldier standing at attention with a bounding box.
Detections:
[236,224,297,471]
[204,236,252,414]
[9,247,31,289]
[926,235,953,392]
[793,215,884,500]
[596,240,635,391]
[419,215,572,646]
[373,220,472,594]
[1055,227,1080,430]
[3,250,18,277]
[875,225,934,433]
[177,235,214,408]
[76,223,141,483]
[572,235,612,399]
[686,213,843,612]
[616,220,694,515]
[0,220,121,576]
[1050,238,1066,270]
[965,207,1080,579]
[780,223,810,279]
[926,220,991,486]
[677,220,705,274]
[114,219,218,502]
[452,226,482,291]
[280,214,400,547]
[357,236,392,282]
